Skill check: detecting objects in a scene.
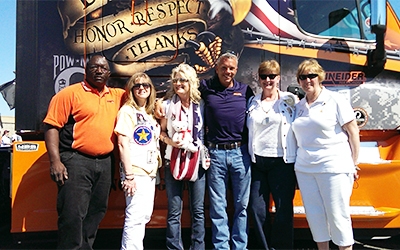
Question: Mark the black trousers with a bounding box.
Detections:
[249,156,296,250]
[57,151,112,250]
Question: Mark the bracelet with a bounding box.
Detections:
[125,173,134,176]
[355,166,361,171]
[125,177,134,181]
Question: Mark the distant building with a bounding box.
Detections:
[1,116,15,135]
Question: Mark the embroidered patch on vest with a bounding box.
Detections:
[133,126,152,145]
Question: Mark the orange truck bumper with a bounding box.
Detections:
[11,134,400,233]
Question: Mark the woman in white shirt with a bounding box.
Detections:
[292,59,360,250]
[1,130,12,147]
[247,60,297,249]
[114,72,160,250]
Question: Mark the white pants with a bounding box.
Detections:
[296,171,354,246]
[121,175,156,250]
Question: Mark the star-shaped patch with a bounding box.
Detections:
[133,126,152,145]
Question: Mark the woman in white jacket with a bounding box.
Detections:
[247,60,298,250]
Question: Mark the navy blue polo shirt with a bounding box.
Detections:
[200,75,254,144]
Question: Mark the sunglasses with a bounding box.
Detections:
[299,74,318,80]
[132,83,151,89]
[225,50,237,56]
[171,78,189,83]
[259,74,278,80]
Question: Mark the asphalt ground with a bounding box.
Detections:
[1,228,400,250]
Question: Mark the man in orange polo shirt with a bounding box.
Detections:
[43,55,125,249]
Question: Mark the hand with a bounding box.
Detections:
[154,99,165,119]
[204,158,211,168]
[354,166,360,181]
[170,139,184,149]
[50,160,68,186]
[122,178,137,197]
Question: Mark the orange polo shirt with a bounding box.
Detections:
[44,81,125,156]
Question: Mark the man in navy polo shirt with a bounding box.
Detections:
[200,52,254,249]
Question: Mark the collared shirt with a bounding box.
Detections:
[43,81,125,156]
[292,87,356,173]
[200,75,254,144]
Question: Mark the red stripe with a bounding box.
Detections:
[170,148,199,180]
[250,3,292,38]
[177,150,186,178]
[184,151,199,179]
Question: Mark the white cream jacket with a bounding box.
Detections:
[247,90,297,163]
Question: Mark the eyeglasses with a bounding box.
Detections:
[259,74,278,80]
[132,83,151,89]
[171,78,189,83]
[299,74,318,80]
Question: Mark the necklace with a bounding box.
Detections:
[261,100,277,113]
[261,93,278,113]
[180,97,190,108]
[181,105,190,122]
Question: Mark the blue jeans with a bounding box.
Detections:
[250,156,296,250]
[165,161,206,250]
[207,145,251,250]
[57,151,112,250]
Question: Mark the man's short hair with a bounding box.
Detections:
[216,51,238,65]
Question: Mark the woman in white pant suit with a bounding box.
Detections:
[292,59,360,250]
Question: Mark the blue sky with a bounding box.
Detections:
[0,0,15,117]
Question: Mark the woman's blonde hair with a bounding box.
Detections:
[165,63,201,104]
[124,72,156,115]
[296,59,326,84]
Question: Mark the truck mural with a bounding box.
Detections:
[7,0,400,238]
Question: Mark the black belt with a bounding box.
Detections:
[75,150,112,159]
[208,142,241,150]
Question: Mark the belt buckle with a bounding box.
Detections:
[213,142,239,150]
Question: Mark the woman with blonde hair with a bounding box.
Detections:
[114,72,160,250]
[160,63,208,249]
[292,59,360,250]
